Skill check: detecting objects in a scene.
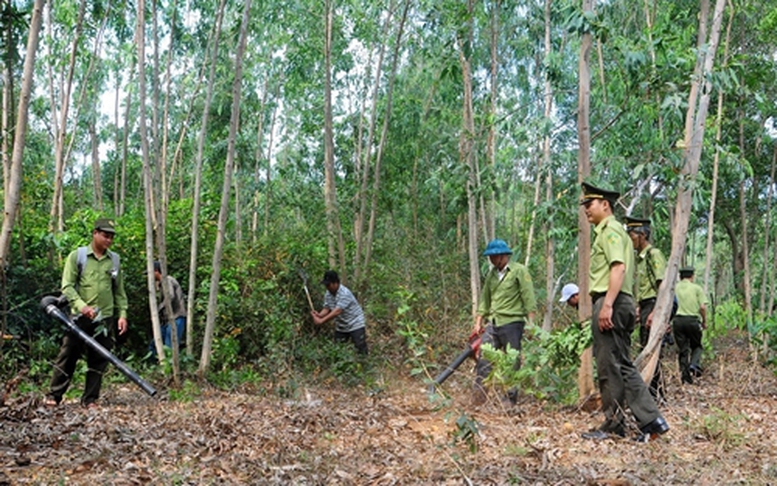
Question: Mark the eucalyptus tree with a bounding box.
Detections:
[186,0,226,357]
[575,0,596,403]
[135,0,167,367]
[199,0,252,374]
[0,0,45,268]
[1,1,27,203]
[637,0,730,379]
[47,0,87,234]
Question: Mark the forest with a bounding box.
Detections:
[1,0,776,483]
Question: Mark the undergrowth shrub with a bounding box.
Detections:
[483,322,591,405]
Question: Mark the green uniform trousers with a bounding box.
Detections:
[48,316,115,406]
[592,292,660,433]
[672,315,703,383]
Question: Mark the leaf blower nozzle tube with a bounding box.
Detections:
[40,296,157,397]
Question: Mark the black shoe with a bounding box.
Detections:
[635,416,669,442]
[689,364,703,377]
[681,372,693,385]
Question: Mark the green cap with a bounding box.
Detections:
[679,266,695,277]
[94,218,116,234]
[580,181,620,205]
[624,216,651,232]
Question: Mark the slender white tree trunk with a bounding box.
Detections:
[199,0,252,374]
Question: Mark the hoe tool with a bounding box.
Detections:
[298,269,316,312]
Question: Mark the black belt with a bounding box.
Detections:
[639,297,656,307]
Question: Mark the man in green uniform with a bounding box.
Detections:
[673,267,707,384]
[625,216,667,400]
[580,182,669,442]
[44,218,129,408]
[472,239,536,405]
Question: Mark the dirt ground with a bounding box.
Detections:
[1,334,776,485]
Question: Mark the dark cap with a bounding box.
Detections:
[624,216,651,232]
[679,266,695,277]
[321,270,339,285]
[580,181,620,205]
[94,218,116,234]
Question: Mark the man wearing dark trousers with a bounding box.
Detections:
[625,216,667,401]
[44,218,128,409]
[579,182,669,442]
[471,238,536,406]
[673,267,707,384]
[311,270,368,355]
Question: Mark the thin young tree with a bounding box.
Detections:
[199,0,253,374]
[637,0,728,379]
[577,0,595,402]
[0,0,45,266]
[48,0,86,234]
[186,0,226,356]
[362,0,409,281]
[135,0,166,364]
[323,0,346,275]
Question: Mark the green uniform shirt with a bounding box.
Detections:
[477,261,536,326]
[590,215,634,296]
[675,279,707,319]
[635,245,666,301]
[62,244,128,320]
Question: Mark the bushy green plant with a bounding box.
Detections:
[393,288,430,378]
[712,300,747,332]
[451,413,479,453]
[482,322,592,405]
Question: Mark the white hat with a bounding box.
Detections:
[559,283,580,303]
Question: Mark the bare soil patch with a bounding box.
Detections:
[2,335,775,485]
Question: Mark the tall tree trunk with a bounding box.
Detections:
[199,0,252,374]
[89,120,103,211]
[541,0,555,332]
[136,0,165,363]
[459,0,480,320]
[577,0,595,402]
[737,114,753,334]
[262,89,279,237]
[118,65,134,217]
[252,78,268,239]
[186,0,226,357]
[113,65,121,212]
[322,0,346,275]
[363,0,409,282]
[637,0,727,379]
[49,0,86,234]
[759,145,776,314]
[0,0,44,266]
[353,2,392,284]
[2,1,15,207]
[483,0,499,243]
[703,3,733,295]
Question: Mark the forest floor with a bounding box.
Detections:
[1,331,776,485]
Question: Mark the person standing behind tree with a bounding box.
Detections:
[311,270,368,355]
[471,238,536,406]
[559,283,580,310]
[625,216,667,401]
[673,267,707,384]
[579,182,668,442]
[44,218,128,409]
[149,261,186,357]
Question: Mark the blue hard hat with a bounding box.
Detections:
[483,239,513,256]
